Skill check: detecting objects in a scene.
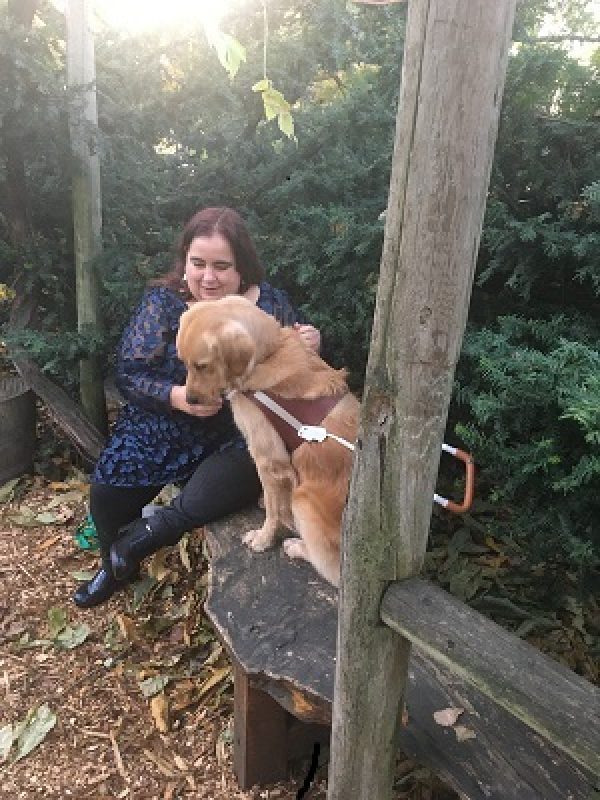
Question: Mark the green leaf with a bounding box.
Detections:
[205,28,246,80]
[0,478,20,503]
[131,574,158,611]
[35,512,59,524]
[252,78,271,92]
[278,111,295,139]
[70,570,95,581]
[138,674,170,698]
[261,86,290,118]
[47,607,67,639]
[0,724,14,762]
[55,624,90,650]
[13,704,57,763]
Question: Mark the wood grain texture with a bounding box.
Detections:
[66,0,107,432]
[380,578,600,775]
[328,2,517,798]
[204,510,597,799]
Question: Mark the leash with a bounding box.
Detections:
[226,390,474,512]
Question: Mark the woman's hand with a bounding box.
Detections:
[294,323,321,353]
[169,385,223,417]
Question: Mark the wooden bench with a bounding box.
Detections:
[204,509,599,799]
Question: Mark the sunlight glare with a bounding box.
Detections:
[53,0,237,34]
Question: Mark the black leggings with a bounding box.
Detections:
[90,446,262,554]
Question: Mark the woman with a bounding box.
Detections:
[74,207,320,608]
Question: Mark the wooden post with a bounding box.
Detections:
[232,661,289,788]
[66,0,107,434]
[327,2,516,799]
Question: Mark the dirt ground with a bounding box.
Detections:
[0,476,453,800]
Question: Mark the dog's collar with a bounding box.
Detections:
[226,389,355,452]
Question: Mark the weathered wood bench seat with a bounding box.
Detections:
[204,509,598,799]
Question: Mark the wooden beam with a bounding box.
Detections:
[380,578,600,776]
[327,2,516,799]
[9,279,105,465]
[66,0,107,434]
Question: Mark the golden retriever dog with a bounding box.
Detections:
[176,295,359,586]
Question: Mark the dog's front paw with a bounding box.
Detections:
[283,537,308,561]
[243,527,276,552]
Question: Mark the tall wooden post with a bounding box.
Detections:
[327,2,516,798]
[66,0,107,433]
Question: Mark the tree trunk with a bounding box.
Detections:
[1,0,38,246]
[66,0,108,434]
[327,2,516,798]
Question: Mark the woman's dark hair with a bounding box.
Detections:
[153,207,265,296]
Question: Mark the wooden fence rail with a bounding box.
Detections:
[380,578,600,776]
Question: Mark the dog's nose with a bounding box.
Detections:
[186,393,200,405]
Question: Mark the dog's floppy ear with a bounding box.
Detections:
[175,306,195,360]
[218,320,256,380]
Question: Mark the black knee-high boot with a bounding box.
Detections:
[110,517,179,581]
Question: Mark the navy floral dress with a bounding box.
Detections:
[93,283,305,488]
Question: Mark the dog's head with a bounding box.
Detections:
[176,296,280,405]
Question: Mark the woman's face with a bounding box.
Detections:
[185,233,242,301]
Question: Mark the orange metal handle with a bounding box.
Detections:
[433,444,475,514]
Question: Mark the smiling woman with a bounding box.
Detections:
[52,0,239,33]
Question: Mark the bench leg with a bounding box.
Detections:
[233,661,289,789]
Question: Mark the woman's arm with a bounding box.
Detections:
[115,289,179,413]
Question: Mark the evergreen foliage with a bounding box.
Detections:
[0,0,598,567]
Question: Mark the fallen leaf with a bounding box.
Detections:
[138,675,170,698]
[35,512,61,525]
[163,782,179,800]
[147,550,171,582]
[173,753,188,771]
[197,666,231,699]
[433,707,464,727]
[0,724,14,762]
[454,725,477,742]
[0,478,20,503]
[55,624,90,649]
[143,747,176,778]
[179,535,192,572]
[116,614,140,642]
[203,642,223,666]
[150,692,170,732]
[484,535,504,553]
[47,607,67,639]
[47,490,86,506]
[215,736,228,766]
[37,534,63,551]
[131,575,158,611]
[48,481,88,494]
[70,570,95,581]
[13,704,57,762]
[476,554,511,569]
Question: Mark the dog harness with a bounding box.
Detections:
[226,391,476,513]
[238,390,355,453]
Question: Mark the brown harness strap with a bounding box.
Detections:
[245,391,346,452]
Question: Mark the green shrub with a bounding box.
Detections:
[455,316,599,568]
